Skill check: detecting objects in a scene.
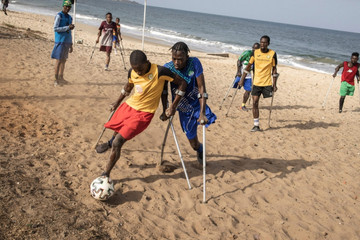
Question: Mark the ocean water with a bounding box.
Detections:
[8,0,360,73]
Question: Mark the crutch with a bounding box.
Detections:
[201,123,207,203]
[88,42,97,65]
[159,116,173,166]
[120,39,126,55]
[219,78,237,110]
[268,74,280,127]
[268,91,275,128]
[170,121,192,190]
[92,110,115,149]
[118,39,127,70]
[322,77,335,108]
[225,86,241,117]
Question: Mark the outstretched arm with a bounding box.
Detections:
[111,82,134,111]
[165,75,187,117]
[160,82,169,121]
[96,29,102,44]
[236,59,242,77]
[238,64,251,88]
[196,73,208,125]
[272,66,278,92]
[333,63,344,78]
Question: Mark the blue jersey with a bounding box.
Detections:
[54,11,73,44]
[164,57,216,140]
[165,57,203,113]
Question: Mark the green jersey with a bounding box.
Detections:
[238,50,252,66]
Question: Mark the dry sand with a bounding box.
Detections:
[1,11,360,240]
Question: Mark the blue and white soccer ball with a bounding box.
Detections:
[90,176,115,201]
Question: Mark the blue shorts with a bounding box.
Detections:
[113,35,118,42]
[178,105,217,140]
[232,76,252,92]
[51,43,71,60]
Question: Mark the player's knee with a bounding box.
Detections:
[112,135,126,148]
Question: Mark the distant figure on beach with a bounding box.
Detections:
[96,12,119,71]
[112,17,122,55]
[96,50,187,177]
[238,35,278,132]
[51,0,75,87]
[2,0,9,15]
[332,52,359,113]
[233,42,260,111]
[162,42,217,168]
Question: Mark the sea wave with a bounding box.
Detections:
[9,1,338,74]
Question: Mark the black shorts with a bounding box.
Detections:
[251,85,273,98]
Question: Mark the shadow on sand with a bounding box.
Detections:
[108,152,316,205]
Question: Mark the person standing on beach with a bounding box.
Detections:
[96,12,119,71]
[112,17,122,55]
[161,42,217,167]
[98,50,187,177]
[332,52,359,113]
[233,42,260,111]
[2,0,9,15]
[238,35,278,132]
[51,0,75,86]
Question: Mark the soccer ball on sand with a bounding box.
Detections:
[90,176,115,201]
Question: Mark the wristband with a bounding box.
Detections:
[272,73,279,78]
[243,70,250,74]
[121,88,130,96]
[175,89,185,97]
[197,93,209,99]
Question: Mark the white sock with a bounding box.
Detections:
[254,118,259,126]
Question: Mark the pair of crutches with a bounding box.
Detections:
[220,75,277,128]
[87,40,127,70]
[160,116,207,203]
[220,77,251,117]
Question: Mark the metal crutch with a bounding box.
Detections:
[92,110,115,149]
[322,77,335,108]
[201,124,207,203]
[159,116,173,166]
[268,92,275,128]
[225,86,241,117]
[88,42,97,65]
[219,78,237,110]
[170,121,192,190]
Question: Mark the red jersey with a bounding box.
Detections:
[341,61,359,86]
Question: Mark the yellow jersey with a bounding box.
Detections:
[249,48,277,86]
[126,64,175,113]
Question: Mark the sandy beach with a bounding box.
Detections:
[1,10,360,239]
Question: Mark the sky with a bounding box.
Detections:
[133,0,360,33]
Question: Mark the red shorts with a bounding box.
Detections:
[100,46,112,53]
[104,103,154,140]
